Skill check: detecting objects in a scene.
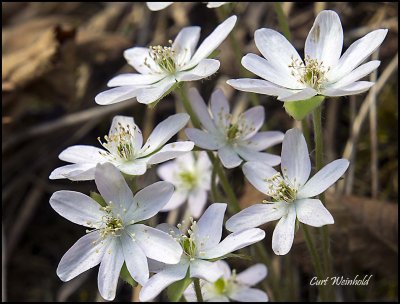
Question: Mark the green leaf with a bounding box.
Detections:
[119,263,138,287]
[283,95,325,121]
[167,269,191,302]
[90,191,107,207]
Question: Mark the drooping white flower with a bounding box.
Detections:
[146,2,229,11]
[49,113,193,181]
[227,10,388,101]
[185,88,284,169]
[226,128,349,255]
[95,16,237,106]
[139,203,265,302]
[157,151,212,218]
[50,163,183,301]
[184,260,268,302]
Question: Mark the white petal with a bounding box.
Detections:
[272,204,296,255]
[227,78,294,97]
[281,128,311,188]
[278,87,318,102]
[242,161,278,195]
[58,145,105,164]
[120,233,149,285]
[206,2,228,8]
[95,163,134,217]
[322,81,375,97]
[95,86,139,105]
[225,202,287,232]
[188,189,208,218]
[135,77,177,104]
[295,198,334,227]
[327,29,388,82]
[139,262,189,302]
[185,128,223,150]
[238,131,284,151]
[116,161,148,176]
[177,59,220,81]
[235,146,281,166]
[215,260,232,279]
[201,228,265,259]
[237,105,265,140]
[127,181,174,223]
[242,53,304,89]
[124,47,162,74]
[107,73,164,87]
[50,191,104,227]
[157,161,180,183]
[173,26,201,67]
[188,87,218,133]
[139,113,190,156]
[109,115,143,151]
[97,239,124,301]
[195,203,226,251]
[128,224,183,264]
[146,2,173,11]
[49,163,96,181]
[161,190,188,212]
[297,158,349,199]
[190,259,224,282]
[146,141,194,164]
[210,89,230,129]
[236,263,268,286]
[57,231,109,281]
[218,146,242,168]
[305,10,343,68]
[185,15,237,69]
[329,60,381,88]
[254,28,303,78]
[229,287,269,302]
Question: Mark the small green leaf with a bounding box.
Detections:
[167,269,191,302]
[120,263,138,287]
[90,191,107,207]
[283,95,325,120]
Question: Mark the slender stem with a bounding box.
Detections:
[273,2,292,41]
[193,278,204,302]
[301,118,311,151]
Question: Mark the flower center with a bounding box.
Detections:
[289,56,330,91]
[86,202,125,239]
[226,123,240,141]
[148,40,176,74]
[178,171,198,189]
[265,173,297,202]
[214,277,227,294]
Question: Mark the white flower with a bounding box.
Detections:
[49,113,193,181]
[226,128,349,255]
[227,10,388,101]
[185,88,284,169]
[157,151,212,218]
[95,16,237,105]
[146,2,229,11]
[184,260,268,302]
[50,163,183,301]
[139,203,265,301]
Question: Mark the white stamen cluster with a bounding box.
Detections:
[264,171,297,203]
[148,40,176,74]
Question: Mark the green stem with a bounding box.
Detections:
[193,278,204,302]
[301,118,311,151]
[273,2,292,41]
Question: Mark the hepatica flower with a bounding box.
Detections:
[227,10,388,102]
[95,16,237,106]
[49,113,193,181]
[139,203,265,301]
[157,151,212,218]
[146,2,229,11]
[50,163,182,300]
[185,88,284,169]
[226,128,349,255]
[184,260,268,302]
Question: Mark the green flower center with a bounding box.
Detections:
[214,278,227,294]
[179,171,197,189]
[148,40,176,74]
[289,56,330,91]
[226,123,240,141]
[265,173,297,202]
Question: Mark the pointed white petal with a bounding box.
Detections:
[97,239,124,301]
[177,59,220,81]
[157,160,179,183]
[185,15,237,69]
[215,260,232,279]
[295,198,334,227]
[161,190,188,212]
[57,231,109,281]
[185,128,223,150]
[225,202,287,232]
[297,158,349,198]
[146,2,173,11]
[116,161,147,176]
[139,262,189,302]
[327,29,388,82]
[135,77,176,104]
[201,228,265,259]
[305,10,343,68]
[195,203,226,251]
[236,263,268,286]
[218,145,242,168]
[229,287,269,302]
[188,87,218,133]
[58,145,105,164]
[95,86,139,105]
[173,26,201,67]
[107,73,163,87]
[238,131,284,151]
[272,204,296,255]
[50,191,104,227]
[146,141,194,164]
[139,113,190,156]
[188,189,208,218]
[124,47,162,74]
[227,78,294,97]
[190,259,224,282]
[281,128,311,188]
[278,87,318,102]
[242,161,278,195]
[235,146,281,166]
[322,81,375,97]
[109,115,143,151]
[237,105,265,140]
[329,60,380,88]
[49,163,96,181]
[210,89,230,129]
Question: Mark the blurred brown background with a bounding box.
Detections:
[2,2,398,301]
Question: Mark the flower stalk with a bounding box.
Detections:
[193,278,204,302]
